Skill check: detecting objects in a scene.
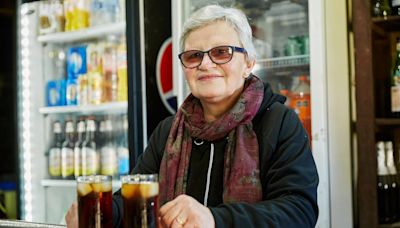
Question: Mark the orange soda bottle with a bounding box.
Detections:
[290,75,312,140]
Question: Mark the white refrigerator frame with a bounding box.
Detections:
[16,1,134,223]
[171,0,353,227]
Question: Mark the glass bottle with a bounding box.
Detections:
[61,120,75,179]
[377,141,392,223]
[391,38,400,117]
[74,119,86,178]
[372,0,392,18]
[117,115,129,175]
[100,118,118,176]
[392,0,400,15]
[81,118,99,175]
[385,141,399,222]
[48,121,63,178]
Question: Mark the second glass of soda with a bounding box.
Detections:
[121,174,159,228]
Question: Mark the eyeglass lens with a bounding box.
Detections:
[180,46,233,68]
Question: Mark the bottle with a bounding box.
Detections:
[102,36,118,103]
[90,0,118,26]
[117,115,129,175]
[48,121,63,178]
[74,119,86,178]
[392,0,400,15]
[81,119,99,175]
[61,121,75,179]
[372,0,392,18]
[100,118,118,176]
[117,36,128,102]
[52,0,65,32]
[63,0,74,32]
[86,42,103,105]
[73,0,90,30]
[377,141,392,224]
[391,38,400,117]
[290,75,312,140]
[385,141,400,222]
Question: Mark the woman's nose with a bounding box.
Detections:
[198,53,216,69]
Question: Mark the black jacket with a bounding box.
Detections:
[112,82,319,228]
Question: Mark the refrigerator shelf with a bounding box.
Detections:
[39,101,128,115]
[41,179,122,188]
[37,21,126,43]
[256,55,310,69]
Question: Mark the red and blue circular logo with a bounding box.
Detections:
[156,37,177,114]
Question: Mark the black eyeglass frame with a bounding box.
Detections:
[178,45,247,69]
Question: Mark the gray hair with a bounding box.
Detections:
[180,5,256,62]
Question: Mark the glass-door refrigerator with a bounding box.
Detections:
[16,0,148,224]
[172,0,349,227]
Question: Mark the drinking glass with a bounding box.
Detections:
[77,175,113,228]
[121,174,159,228]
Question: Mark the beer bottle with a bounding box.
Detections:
[48,121,63,178]
[372,0,392,18]
[391,38,400,117]
[81,119,99,175]
[385,141,399,222]
[117,115,129,176]
[377,141,392,223]
[100,118,118,176]
[74,119,86,178]
[61,120,75,179]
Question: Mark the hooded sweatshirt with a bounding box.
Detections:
[112,82,319,228]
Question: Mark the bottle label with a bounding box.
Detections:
[82,147,98,175]
[61,147,74,177]
[117,147,129,175]
[391,85,400,112]
[101,146,117,176]
[393,0,400,7]
[49,148,61,177]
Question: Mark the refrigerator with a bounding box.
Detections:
[172,0,353,227]
[16,0,174,223]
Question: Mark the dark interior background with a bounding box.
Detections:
[0,0,18,216]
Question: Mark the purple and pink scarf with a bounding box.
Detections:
[159,75,264,205]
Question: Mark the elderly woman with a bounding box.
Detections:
[66,4,318,228]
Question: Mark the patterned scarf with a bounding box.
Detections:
[159,75,264,205]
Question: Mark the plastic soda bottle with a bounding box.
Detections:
[290,75,312,140]
[117,36,127,101]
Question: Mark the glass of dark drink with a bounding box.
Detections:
[121,174,159,228]
[77,175,113,228]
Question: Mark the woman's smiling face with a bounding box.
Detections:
[182,21,254,105]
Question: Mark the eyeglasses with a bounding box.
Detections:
[178,45,247,69]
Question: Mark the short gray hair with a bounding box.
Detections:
[180,5,256,62]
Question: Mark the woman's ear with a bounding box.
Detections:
[245,59,256,76]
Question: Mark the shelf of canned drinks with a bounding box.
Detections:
[37,21,126,43]
[39,101,127,115]
[41,179,122,189]
[256,55,310,69]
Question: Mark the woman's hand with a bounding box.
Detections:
[65,202,78,228]
[159,194,215,228]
